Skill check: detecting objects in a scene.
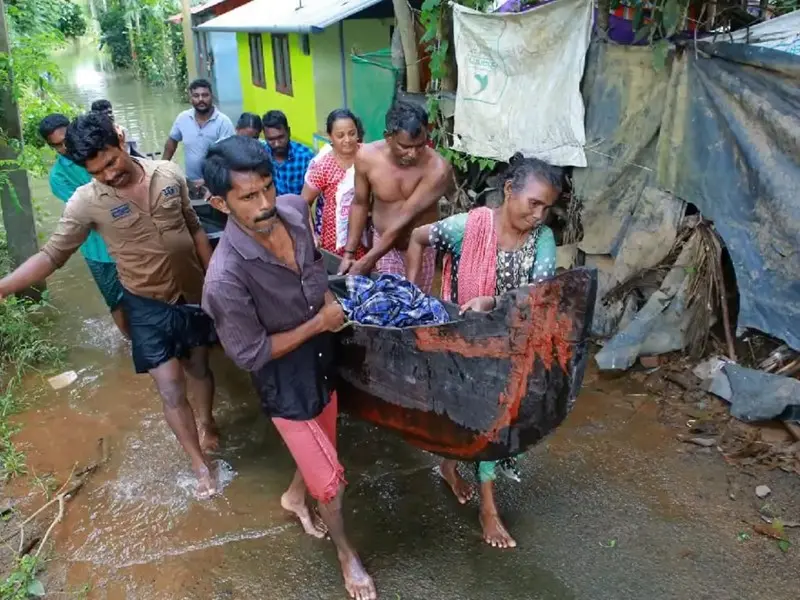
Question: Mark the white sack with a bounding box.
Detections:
[452,0,592,166]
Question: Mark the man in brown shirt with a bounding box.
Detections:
[201,137,376,600]
[0,113,220,499]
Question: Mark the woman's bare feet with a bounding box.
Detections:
[439,459,475,504]
[339,552,377,600]
[281,493,328,538]
[194,461,218,500]
[479,479,516,548]
[198,420,220,453]
[479,510,517,548]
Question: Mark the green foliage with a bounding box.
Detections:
[0,230,63,482]
[1,0,80,189]
[0,556,43,600]
[97,3,133,69]
[420,0,496,176]
[56,1,88,39]
[98,0,187,87]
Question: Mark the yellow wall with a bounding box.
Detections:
[237,32,317,146]
[237,19,392,146]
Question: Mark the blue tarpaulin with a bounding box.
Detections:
[660,42,800,350]
[575,41,800,354]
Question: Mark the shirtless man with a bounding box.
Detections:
[338,101,452,291]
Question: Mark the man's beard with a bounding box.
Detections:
[194,104,212,114]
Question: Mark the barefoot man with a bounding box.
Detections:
[0,113,220,498]
[337,101,452,290]
[201,137,376,600]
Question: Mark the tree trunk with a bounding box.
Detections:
[391,0,421,93]
[759,0,769,20]
[182,0,198,82]
[0,0,44,298]
[596,0,610,39]
[440,7,456,92]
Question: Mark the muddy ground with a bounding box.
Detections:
[1,330,798,600]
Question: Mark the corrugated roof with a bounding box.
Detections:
[168,0,229,24]
[196,0,384,33]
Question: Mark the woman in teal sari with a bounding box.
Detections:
[407,154,563,548]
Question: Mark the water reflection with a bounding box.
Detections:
[55,44,189,160]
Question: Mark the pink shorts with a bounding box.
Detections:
[271,393,345,503]
[373,231,436,294]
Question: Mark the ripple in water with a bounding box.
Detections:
[77,316,129,355]
[68,415,240,568]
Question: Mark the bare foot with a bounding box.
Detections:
[339,553,376,600]
[479,511,517,549]
[194,462,218,500]
[280,493,328,539]
[198,420,220,453]
[439,460,475,504]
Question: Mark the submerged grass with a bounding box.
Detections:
[0,230,64,596]
[0,231,64,479]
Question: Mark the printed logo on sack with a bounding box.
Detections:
[467,51,497,96]
[462,39,507,105]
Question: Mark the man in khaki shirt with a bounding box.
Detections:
[0,113,220,499]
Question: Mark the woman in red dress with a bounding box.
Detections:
[302,109,369,259]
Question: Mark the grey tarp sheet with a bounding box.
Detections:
[576,41,800,353]
[709,364,800,422]
[659,42,800,350]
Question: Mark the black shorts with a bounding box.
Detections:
[121,290,218,374]
[250,332,335,421]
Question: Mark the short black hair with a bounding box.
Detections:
[262,110,289,132]
[189,78,213,93]
[38,114,70,140]
[203,136,274,199]
[64,112,120,166]
[326,108,364,142]
[236,112,263,132]
[91,99,112,113]
[385,101,428,138]
[504,152,564,196]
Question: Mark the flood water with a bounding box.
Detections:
[9,44,800,600]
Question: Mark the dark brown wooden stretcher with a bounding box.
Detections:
[323,251,598,462]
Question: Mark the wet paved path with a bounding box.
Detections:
[9,44,799,600]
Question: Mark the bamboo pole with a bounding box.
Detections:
[391,0,420,93]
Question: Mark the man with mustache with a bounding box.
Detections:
[201,136,376,600]
[162,78,234,191]
[337,101,453,293]
[0,112,220,499]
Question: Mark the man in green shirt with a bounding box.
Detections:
[40,114,128,336]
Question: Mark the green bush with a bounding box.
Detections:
[98,4,134,69]
[97,0,186,87]
[57,0,88,39]
[0,234,63,388]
